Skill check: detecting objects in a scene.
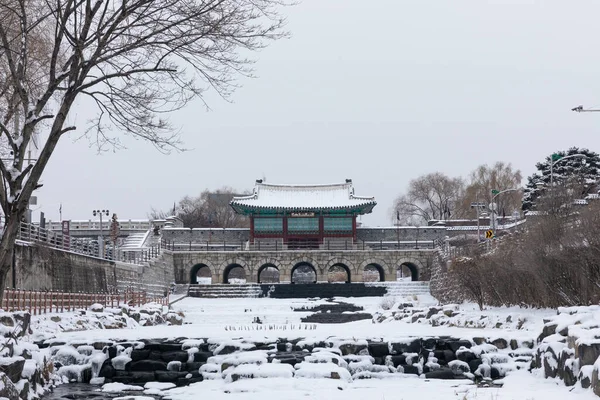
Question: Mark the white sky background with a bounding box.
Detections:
[34,0,600,226]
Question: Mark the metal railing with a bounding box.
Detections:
[160,238,442,252]
[46,219,152,231]
[16,222,162,265]
[443,240,497,260]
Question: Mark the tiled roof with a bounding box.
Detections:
[230,181,376,213]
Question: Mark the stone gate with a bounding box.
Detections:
[165,249,438,285]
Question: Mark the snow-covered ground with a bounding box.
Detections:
[160,371,597,400]
[53,296,553,343]
[40,295,596,399]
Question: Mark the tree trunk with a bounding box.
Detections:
[0,209,27,306]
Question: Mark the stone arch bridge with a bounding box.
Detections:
[166,249,438,285]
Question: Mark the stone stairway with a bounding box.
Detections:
[188,284,263,298]
[365,281,431,297]
[120,232,147,249]
[143,231,162,248]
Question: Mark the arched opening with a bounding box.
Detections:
[223,264,247,284]
[327,264,351,283]
[363,264,385,282]
[190,264,212,284]
[258,264,280,283]
[396,262,419,281]
[291,262,317,284]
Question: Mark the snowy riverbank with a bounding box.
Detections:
[31,295,600,400]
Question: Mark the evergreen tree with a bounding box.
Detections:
[109,214,120,245]
[523,147,600,211]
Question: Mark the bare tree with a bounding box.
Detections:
[392,172,465,225]
[199,188,249,228]
[153,187,249,228]
[455,162,523,220]
[0,0,289,301]
[449,200,600,309]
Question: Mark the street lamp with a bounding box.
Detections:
[572,105,600,113]
[490,189,520,232]
[549,153,587,189]
[92,209,110,258]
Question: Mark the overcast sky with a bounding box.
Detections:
[35,0,600,227]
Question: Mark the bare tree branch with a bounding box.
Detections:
[0,0,292,303]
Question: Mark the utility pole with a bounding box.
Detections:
[470,201,485,242]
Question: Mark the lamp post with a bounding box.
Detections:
[549,153,587,189]
[572,105,600,113]
[490,189,520,232]
[92,209,110,258]
[549,153,587,212]
[470,201,486,242]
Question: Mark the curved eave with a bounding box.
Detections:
[230,202,376,216]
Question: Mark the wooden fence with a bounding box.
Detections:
[1,289,169,315]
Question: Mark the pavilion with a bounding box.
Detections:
[230,179,376,250]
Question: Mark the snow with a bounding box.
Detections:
[211,351,269,367]
[53,346,83,365]
[0,356,24,366]
[102,382,144,392]
[224,363,295,381]
[34,296,600,399]
[161,369,596,400]
[21,359,37,379]
[231,182,375,210]
[144,381,176,390]
[181,339,205,349]
[50,297,544,344]
[57,364,90,382]
[111,355,132,370]
[294,362,352,381]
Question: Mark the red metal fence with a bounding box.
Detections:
[1,289,169,315]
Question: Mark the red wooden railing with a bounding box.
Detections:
[1,289,169,315]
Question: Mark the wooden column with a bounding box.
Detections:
[319,215,324,244]
[249,216,254,244]
[282,214,288,245]
[352,215,357,242]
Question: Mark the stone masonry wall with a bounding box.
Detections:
[162,228,249,244]
[161,227,446,244]
[428,256,466,304]
[356,227,445,242]
[11,243,116,292]
[9,243,171,296]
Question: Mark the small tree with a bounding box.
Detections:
[154,187,250,228]
[450,256,488,311]
[109,213,120,246]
